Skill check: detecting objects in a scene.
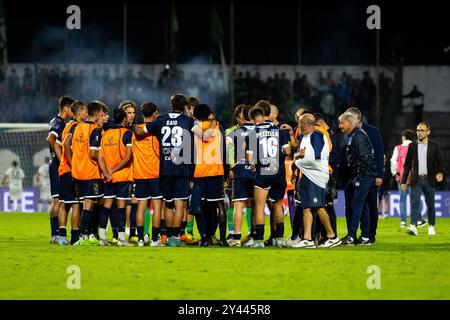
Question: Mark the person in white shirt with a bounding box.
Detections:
[2,160,25,212]
[37,157,52,212]
[390,129,414,228]
[293,114,340,248]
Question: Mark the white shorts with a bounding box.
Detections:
[9,188,23,201]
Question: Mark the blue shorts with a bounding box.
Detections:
[255,174,286,202]
[198,176,224,201]
[189,176,224,214]
[133,179,163,200]
[104,181,133,200]
[232,177,254,201]
[189,181,201,214]
[160,176,190,202]
[74,179,104,199]
[299,175,326,209]
[59,173,80,204]
[268,179,287,202]
[49,162,60,198]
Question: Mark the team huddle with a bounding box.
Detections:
[46,94,374,248]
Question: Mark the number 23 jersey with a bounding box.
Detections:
[144,112,195,177]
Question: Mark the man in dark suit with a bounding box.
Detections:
[401,122,445,236]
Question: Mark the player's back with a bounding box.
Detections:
[193,121,225,178]
[147,112,194,177]
[100,126,133,183]
[132,123,160,180]
[71,121,101,181]
[252,122,288,177]
[228,123,255,179]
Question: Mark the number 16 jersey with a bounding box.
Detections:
[249,121,289,177]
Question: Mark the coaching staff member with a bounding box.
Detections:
[401,122,445,236]
[346,107,384,244]
[338,112,377,245]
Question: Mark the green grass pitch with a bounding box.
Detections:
[0,212,449,299]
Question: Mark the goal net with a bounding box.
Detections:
[0,123,49,188]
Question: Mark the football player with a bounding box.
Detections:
[191,104,229,246]
[132,94,195,247]
[65,101,105,245]
[132,102,165,247]
[47,96,74,243]
[97,107,134,246]
[246,105,290,248]
[57,100,88,245]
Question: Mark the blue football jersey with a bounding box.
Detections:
[48,115,66,165]
[249,121,289,177]
[227,122,256,179]
[145,112,195,177]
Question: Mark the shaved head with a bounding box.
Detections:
[299,113,316,135]
[299,113,316,125]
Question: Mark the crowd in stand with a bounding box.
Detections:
[0,66,230,123]
[235,69,393,126]
[0,65,392,126]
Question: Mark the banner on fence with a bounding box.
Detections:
[1,188,450,218]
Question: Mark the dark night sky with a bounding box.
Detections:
[3,0,449,65]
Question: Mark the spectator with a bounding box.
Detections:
[292,72,302,101]
[0,65,394,126]
[319,92,335,124]
[299,74,312,103]
[402,85,425,124]
[359,71,376,118]
[308,88,321,111]
[22,67,35,97]
[333,80,349,114]
[8,68,21,105]
[279,72,291,105]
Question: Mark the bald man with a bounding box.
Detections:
[292,114,340,248]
